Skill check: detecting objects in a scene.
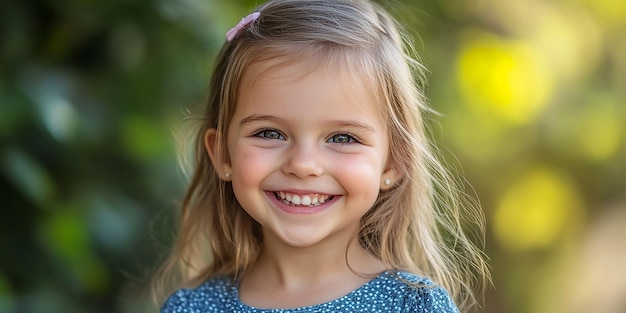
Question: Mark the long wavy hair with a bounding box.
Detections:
[153,0,489,311]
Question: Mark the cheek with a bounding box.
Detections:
[332,154,384,190]
[230,144,277,184]
[229,146,271,214]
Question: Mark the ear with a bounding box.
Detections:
[380,166,402,190]
[204,128,232,181]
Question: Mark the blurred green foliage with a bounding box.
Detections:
[1,0,625,312]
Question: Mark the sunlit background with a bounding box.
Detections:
[1,0,625,312]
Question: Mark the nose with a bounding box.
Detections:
[282,141,324,178]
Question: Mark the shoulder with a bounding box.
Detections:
[160,276,234,313]
[378,271,460,313]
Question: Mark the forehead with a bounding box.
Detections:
[239,56,374,111]
[239,50,382,106]
[244,57,360,87]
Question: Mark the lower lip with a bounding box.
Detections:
[265,192,338,214]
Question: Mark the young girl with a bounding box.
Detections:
[155,0,489,312]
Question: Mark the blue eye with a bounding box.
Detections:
[328,133,357,144]
[255,129,285,140]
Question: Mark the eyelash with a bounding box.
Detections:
[253,128,285,140]
[327,132,360,145]
[251,129,360,145]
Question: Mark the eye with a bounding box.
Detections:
[327,133,358,144]
[254,128,285,140]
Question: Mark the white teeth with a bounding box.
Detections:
[292,195,301,205]
[275,192,331,206]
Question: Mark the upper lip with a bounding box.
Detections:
[268,189,336,196]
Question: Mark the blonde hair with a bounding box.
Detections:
[153,0,489,311]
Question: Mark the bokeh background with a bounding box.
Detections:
[1,0,625,312]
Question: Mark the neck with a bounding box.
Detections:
[237,231,386,308]
[249,232,384,289]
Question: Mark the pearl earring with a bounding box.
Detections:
[224,172,231,178]
[384,178,391,185]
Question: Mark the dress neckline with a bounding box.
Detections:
[232,271,391,311]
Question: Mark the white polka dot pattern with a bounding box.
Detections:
[161,271,460,312]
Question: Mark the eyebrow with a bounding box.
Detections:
[239,114,282,126]
[239,114,376,133]
[329,120,376,133]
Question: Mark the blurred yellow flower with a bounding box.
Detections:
[493,167,583,252]
[457,32,554,125]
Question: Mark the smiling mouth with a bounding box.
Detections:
[273,191,335,207]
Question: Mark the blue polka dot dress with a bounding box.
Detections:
[161,271,460,312]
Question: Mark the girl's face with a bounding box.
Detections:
[216,60,397,249]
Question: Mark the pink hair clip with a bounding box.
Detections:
[226,12,261,42]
